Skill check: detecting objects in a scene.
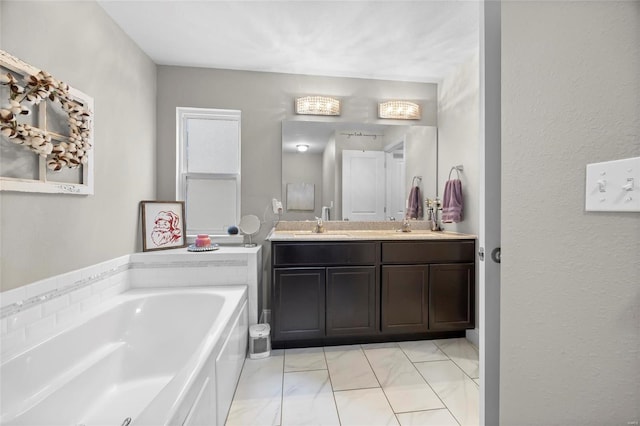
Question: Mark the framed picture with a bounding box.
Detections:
[140,201,187,252]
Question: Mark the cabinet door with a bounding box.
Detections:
[326,267,378,336]
[381,265,429,334]
[273,268,325,341]
[429,263,474,331]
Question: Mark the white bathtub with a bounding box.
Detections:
[1,286,248,426]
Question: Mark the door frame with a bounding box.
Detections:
[479,1,501,424]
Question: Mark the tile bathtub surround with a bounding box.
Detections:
[0,256,131,356]
[128,246,262,325]
[1,246,263,357]
[226,339,479,426]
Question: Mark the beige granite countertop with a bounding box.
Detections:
[267,227,476,241]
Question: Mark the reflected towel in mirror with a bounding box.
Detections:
[406,185,423,219]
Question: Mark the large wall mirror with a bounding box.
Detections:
[282,120,437,221]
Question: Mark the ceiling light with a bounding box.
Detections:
[296,144,309,153]
[295,96,340,116]
[378,101,421,120]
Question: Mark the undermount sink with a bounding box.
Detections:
[292,232,351,238]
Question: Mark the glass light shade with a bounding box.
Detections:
[296,144,309,152]
[295,96,340,116]
[378,101,421,120]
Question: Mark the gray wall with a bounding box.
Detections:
[438,53,480,236]
[437,53,480,342]
[501,2,640,424]
[0,1,157,291]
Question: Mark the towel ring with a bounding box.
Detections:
[448,165,463,180]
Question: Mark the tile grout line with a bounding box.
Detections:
[360,343,403,425]
[434,339,480,383]
[279,350,285,426]
[400,345,457,425]
[323,347,343,426]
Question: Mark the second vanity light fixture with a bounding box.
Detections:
[295,96,341,116]
[378,100,421,120]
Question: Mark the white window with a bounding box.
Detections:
[177,108,241,236]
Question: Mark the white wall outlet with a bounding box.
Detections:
[585,156,640,212]
[272,198,283,214]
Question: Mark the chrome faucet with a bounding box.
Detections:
[426,198,442,231]
[313,217,325,233]
[401,218,411,232]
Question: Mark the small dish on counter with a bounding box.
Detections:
[187,244,220,252]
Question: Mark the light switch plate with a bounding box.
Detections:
[585,156,640,212]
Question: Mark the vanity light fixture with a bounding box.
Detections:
[296,144,309,153]
[295,96,341,116]
[378,100,421,120]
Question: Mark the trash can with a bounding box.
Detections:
[249,324,271,359]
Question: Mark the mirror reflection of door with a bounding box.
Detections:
[282,121,437,221]
[385,145,406,220]
[342,150,386,221]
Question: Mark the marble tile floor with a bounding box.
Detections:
[225,338,479,426]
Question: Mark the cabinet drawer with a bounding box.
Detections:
[273,242,377,266]
[381,241,475,264]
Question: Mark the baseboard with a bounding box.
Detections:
[466,328,479,348]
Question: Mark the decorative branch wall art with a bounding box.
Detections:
[0,50,94,194]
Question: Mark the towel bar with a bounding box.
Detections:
[448,165,463,180]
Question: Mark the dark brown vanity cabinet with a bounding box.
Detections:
[273,268,326,341]
[326,266,378,336]
[272,242,378,343]
[428,263,475,331]
[271,239,475,346]
[381,241,475,332]
[381,265,430,334]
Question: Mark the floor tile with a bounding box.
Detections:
[225,350,284,426]
[284,347,327,372]
[324,345,379,391]
[398,340,449,363]
[334,388,399,426]
[396,409,459,426]
[415,360,479,426]
[360,342,399,350]
[433,338,479,379]
[282,370,340,426]
[363,346,444,413]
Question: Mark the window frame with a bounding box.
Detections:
[176,107,241,237]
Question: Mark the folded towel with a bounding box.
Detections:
[406,186,423,219]
[442,179,463,223]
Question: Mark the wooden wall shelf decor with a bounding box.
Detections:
[0,50,94,195]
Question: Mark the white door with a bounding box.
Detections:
[342,150,385,221]
[385,151,406,220]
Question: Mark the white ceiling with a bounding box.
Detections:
[98,0,480,83]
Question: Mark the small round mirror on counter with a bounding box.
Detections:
[238,214,260,247]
